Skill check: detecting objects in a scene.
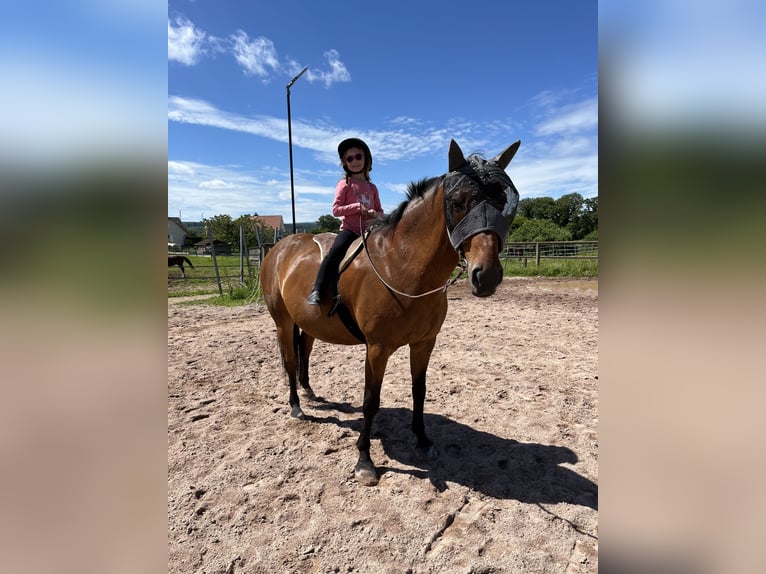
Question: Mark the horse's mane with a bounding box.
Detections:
[379,176,442,229]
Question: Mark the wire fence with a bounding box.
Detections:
[168,241,599,287]
[502,241,598,266]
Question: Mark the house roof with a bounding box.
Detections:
[251,215,284,231]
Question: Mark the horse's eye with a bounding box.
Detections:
[451,199,466,212]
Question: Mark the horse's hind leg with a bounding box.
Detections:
[409,339,438,461]
[297,331,317,400]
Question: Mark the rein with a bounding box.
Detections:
[358,213,466,299]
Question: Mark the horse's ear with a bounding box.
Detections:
[448,139,466,171]
[493,140,521,170]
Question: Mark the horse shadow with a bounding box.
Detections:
[306,399,598,510]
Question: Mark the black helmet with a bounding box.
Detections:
[338,137,372,176]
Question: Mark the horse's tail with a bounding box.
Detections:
[182,256,194,268]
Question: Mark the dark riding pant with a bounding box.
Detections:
[312,229,359,297]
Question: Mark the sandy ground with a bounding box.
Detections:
[168,277,598,573]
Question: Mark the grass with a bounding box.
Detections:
[500,257,598,277]
[168,254,263,306]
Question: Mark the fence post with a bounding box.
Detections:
[254,225,263,267]
[205,224,223,296]
[239,224,245,285]
[535,242,541,267]
[241,230,252,284]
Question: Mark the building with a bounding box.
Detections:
[168,217,188,246]
[194,238,232,256]
[250,214,285,242]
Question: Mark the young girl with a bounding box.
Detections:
[307,137,383,305]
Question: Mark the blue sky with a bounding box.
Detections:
[168,0,598,225]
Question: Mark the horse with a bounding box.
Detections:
[168,255,194,277]
[260,139,521,485]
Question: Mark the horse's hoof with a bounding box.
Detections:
[300,387,318,401]
[354,462,379,486]
[290,405,305,419]
[415,444,438,463]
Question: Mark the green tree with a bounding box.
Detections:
[552,193,584,229]
[517,197,556,220]
[514,194,598,241]
[313,214,341,233]
[204,214,237,246]
[233,215,269,250]
[510,219,572,242]
[567,196,598,239]
[509,214,528,234]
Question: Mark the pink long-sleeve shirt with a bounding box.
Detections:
[331,178,383,235]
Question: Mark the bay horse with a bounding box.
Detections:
[168,255,194,277]
[260,139,520,485]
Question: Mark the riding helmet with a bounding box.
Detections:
[338,137,373,175]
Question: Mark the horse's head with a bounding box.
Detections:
[443,139,520,297]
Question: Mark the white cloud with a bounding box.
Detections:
[168,159,336,222]
[167,15,353,89]
[168,96,521,165]
[199,179,235,189]
[230,30,280,77]
[514,152,598,200]
[168,17,207,66]
[168,161,195,175]
[535,97,598,136]
[168,92,599,217]
[168,96,286,140]
[306,49,351,88]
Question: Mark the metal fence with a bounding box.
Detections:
[169,241,599,281]
[502,241,598,266]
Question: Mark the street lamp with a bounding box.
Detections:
[286,66,308,235]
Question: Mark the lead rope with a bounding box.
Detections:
[359,212,465,299]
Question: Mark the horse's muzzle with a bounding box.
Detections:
[470,262,502,297]
[464,232,503,297]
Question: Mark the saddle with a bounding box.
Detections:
[311,232,369,343]
[311,233,365,274]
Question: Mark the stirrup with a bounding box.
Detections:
[306,289,321,305]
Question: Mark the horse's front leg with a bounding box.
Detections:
[410,339,438,462]
[355,344,392,486]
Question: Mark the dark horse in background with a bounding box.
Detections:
[260,139,521,485]
[168,255,194,277]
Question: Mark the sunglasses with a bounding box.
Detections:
[345,153,364,163]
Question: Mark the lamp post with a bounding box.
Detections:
[286,66,308,235]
